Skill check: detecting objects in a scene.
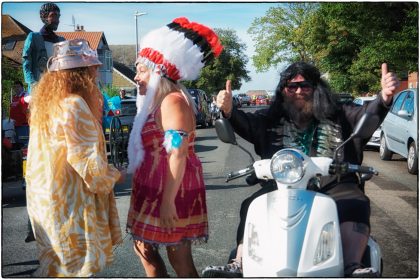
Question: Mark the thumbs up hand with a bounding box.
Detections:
[217,80,233,117]
[381,63,400,105]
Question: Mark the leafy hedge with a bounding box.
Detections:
[2,59,25,118]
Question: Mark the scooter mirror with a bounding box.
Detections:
[215,118,237,145]
[333,113,381,162]
[352,113,381,139]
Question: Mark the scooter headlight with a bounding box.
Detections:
[270,149,304,184]
[314,222,335,265]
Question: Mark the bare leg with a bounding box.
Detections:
[166,241,198,277]
[340,221,369,266]
[133,240,168,277]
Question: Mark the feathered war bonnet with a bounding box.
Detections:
[127,17,223,173]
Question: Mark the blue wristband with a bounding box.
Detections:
[163,129,188,153]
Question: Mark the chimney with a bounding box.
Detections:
[75,25,85,31]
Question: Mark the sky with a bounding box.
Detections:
[2,1,286,94]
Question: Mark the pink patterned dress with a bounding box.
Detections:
[127,107,208,246]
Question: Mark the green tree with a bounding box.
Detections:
[102,84,120,97]
[2,58,25,117]
[248,3,418,94]
[248,3,319,72]
[183,28,251,97]
[309,2,418,93]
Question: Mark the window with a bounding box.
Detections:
[391,91,408,114]
[402,91,414,116]
[98,50,112,72]
[2,40,16,51]
[121,101,137,116]
[105,50,112,71]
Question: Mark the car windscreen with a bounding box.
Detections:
[120,101,137,116]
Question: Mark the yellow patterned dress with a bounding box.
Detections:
[26,95,122,277]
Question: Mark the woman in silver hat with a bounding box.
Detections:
[25,39,123,277]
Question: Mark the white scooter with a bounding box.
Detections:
[214,113,383,277]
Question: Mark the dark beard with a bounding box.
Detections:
[40,25,61,43]
[282,95,314,129]
[44,22,59,32]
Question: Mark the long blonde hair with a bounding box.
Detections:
[152,76,197,115]
[29,67,103,133]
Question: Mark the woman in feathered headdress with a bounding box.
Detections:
[126,17,223,277]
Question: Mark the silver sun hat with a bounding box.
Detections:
[47,39,102,72]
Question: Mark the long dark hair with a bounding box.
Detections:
[267,61,338,122]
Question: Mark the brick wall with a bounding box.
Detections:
[408,72,418,89]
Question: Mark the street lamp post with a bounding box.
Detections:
[134,11,147,60]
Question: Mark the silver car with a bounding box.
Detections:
[380,88,418,174]
[353,96,381,148]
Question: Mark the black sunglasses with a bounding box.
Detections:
[286,81,314,93]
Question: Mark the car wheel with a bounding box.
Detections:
[407,142,418,174]
[379,134,392,160]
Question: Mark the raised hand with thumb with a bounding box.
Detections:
[217,80,233,117]
[381,63,399,105]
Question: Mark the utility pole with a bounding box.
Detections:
[134,11,147,61]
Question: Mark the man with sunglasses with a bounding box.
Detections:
[203,61,399,277]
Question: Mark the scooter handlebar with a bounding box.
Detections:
[226,166,255,182]
[347,163,379,175]
[329,162,378,176]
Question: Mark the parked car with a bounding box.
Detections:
[238,93,251,106]
[353,96,381,148]
[118,97,137,128]
[380,89,418,174]
[256,95,269,106]
[233,95,242,108]
[188,89,212,127]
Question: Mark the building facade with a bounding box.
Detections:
[57,25,113,87]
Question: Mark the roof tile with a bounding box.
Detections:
[56,31,104,50]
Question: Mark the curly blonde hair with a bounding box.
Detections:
[29,67,103,133]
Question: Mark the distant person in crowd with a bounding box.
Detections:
[126,17,223,277]
[119,88,129,99]
[26,39,123,277]
[9,81,33,243]
[22,2,65,94]
[2,107,16,149]
[9,81,29,147]
[2,108,15,179]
